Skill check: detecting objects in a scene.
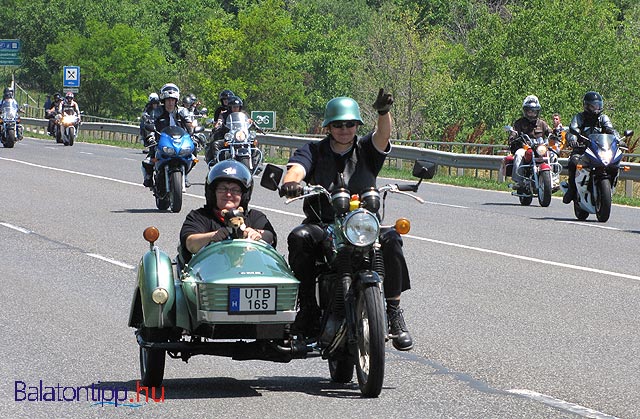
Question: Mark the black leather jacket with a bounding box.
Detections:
[568,112,618,145]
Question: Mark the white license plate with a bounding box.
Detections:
[228,287,276,314]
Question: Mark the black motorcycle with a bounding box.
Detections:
[261,160,435,397]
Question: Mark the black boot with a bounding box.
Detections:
[387,302,413,351]
[292,297,321,338]
[563,165,577,204]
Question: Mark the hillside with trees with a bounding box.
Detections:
[1,0,639,143]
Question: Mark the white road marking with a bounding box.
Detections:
[406,234,640,282]
[558,220,621,231]
[424,200,469,209]
[86,253,135,270]
[507,389,620,419]
[79,151,94,155]
[0,222,32,234]
[122,158,138,162]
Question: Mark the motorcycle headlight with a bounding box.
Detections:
[235,130,247,142]
[161,146,176,156]
[179,143,193,156]
[599,149,613,165]
[536,144,548,156]
[342,209,380,247]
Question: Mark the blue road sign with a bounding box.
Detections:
[63,66,80,88]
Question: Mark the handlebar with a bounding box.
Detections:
[283,183,424,205]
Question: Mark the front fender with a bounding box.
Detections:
[128,247,176,328]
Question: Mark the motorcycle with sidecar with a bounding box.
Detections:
[129,160,435,398]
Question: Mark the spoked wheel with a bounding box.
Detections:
[139,328,167,388]
[169,171,183,213]
[573,201,589,221]
[595,179,612,222]
[354,285,386,398]
[537,171,552,207]
[328,357,354,383]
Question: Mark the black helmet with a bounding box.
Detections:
[182,95,194,107]
[205,160,253,210]
[219,89,235,103]
[522,95,541,122]
[3,87,13,99]
[583,91,603,117]
[227,96,243,111]
[53,92,62,101]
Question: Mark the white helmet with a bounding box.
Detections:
[522,95,541,122]
[160,83,180,101]
[148,92,160,103]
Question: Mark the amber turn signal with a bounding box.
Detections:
[394,218,411,235]
[623,166,630,172]
[576,164,583,171]
[143,226,160,244]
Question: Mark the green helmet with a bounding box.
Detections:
[322,97,363,127]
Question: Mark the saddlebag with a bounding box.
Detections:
[502,154,514,177]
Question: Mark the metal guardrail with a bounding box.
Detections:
[21,118,640,196]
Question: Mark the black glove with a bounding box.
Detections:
[619,140,628,149]
[569,139,579,148]
[372,88,394,115]
[282,181,303,198]
[210,228,229,243]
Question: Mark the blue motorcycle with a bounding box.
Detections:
[561,130,633,222]
[152,126,196,213]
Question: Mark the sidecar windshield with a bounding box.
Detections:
[225,112,251,132]
[589,133,616,151]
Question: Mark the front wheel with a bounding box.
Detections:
[68,126,75,146]
[354,285,386,398]
[55,126,63,143]
[138,328,167,388]
[169,171,183,213]
[519,195,533,206]
[3,129,15,148]
[595,178,612,222]
[537,171,552,207]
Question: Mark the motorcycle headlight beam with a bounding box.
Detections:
[536,144,548,156]
[151,287,169,305]
[341,209,380,247]
[161,146,177,156]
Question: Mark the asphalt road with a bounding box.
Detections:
[0,137,639,418]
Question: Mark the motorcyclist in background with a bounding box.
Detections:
[46,93,63,136]
[0,87,17,107]
[207,95,249,164]
[0,87,23,140]
[507,95,551,191]
[141,83,194,188]
[562,91,621,204]
[139,92,161,149]
[213,89,234,123]
[58,92,81,121]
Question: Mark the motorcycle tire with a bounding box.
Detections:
[573,201,589,221]
[354,284,386,398]
[55,128,63,143]
[537,171,552,207]
[595,179,612,222]
[68,126,75,146]
[3,129,16,148]
[169,171,183,213]
[328,357,354,383]
[519,195,533,206]
[138,327,167,388]
[155,196,170,211]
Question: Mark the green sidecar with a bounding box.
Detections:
[128,227,300,387]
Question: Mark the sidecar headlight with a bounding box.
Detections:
[151,288,169,305]
[161,146,176,156]
[342,209,379,247]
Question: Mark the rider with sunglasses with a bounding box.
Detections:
[179,160,276,265]
[280,89,415,351]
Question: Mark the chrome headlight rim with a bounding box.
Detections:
[341,209,380,247]
[535,144,548,156]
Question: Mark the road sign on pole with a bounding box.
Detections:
[251,111,276,130]
[0,39,21,66]
[63,66,81,88]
